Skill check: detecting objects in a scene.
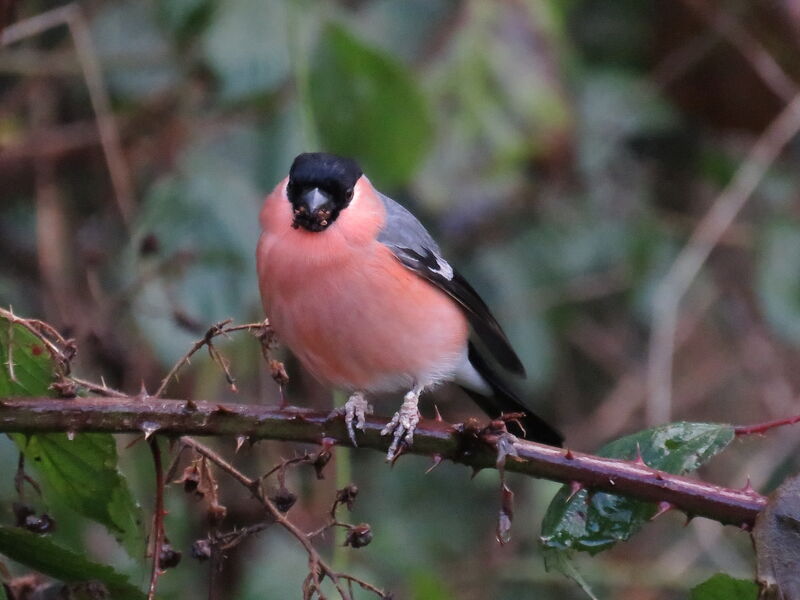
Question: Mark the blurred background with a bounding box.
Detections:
[2,0,800,598]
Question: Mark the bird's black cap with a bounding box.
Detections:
[288,152,363,198]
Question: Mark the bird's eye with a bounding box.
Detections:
[345,188,354,201]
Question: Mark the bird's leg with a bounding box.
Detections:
[343,391,372,447]
[381,385,424,460]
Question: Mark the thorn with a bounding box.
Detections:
[389,443,408,467]
[278,387,288,409]
[230,383,238,393]
[633,443,646,466]
[566,481,583,502]
[563,448,574,460]
[141,421,159,440]
[235,435,248,453]
[425,454,443,474]
[433,404,443,422]
[183,400,198,412]
[138,380,150,400]
[742,476,755,494]
[654,471,664,481]
[650,501,674,521]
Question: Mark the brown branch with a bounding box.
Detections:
[146,439,165,600]
[0,396,767,528]
[680,0,799,102]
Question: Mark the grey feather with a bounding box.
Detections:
[376,193,454,280]
[376,192,526,376]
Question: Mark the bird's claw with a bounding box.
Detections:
[343,392,372,447]
[381,390,421,460]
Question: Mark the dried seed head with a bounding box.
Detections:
[191,539,212,561]
[343,524,372,549]
[271,487,297,513]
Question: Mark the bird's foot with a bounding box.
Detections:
[381,388,421,460]
[343,391,371,447]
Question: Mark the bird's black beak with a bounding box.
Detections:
[292,187,335,231]
[300,188,331,213]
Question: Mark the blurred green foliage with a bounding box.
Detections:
[2,0,800,598]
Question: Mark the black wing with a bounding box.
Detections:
[376,192,525,376]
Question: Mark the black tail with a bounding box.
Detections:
[461,343,563,447]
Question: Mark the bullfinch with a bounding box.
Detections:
[257,152,563,459]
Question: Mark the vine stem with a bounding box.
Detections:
[0,396,768,527]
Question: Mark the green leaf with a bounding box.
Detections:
[11,433,144,555]
[91,1,181,101]
[691,573,758,600]
[541,422,735,554]
[757,221,800,346]
[0,582,7,600]
[202,0,291,102]
[0,317,143,555]
[0,321,55,398]
[310,23,432,188]
[0,527,144,600]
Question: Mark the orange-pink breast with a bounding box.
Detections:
[256,178,469,392]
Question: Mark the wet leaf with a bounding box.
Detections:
[541,422,734,554]
[0,527,145,600]
[310,23,432,188]
[691,573,758,600]
[0,317,143,555]
[754,473,800,600]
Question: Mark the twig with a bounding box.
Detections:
[680,0,799,103]
[146,439,165,600]
[734,413,800,437]
[0,396,770,528]
[154,320,233,398]
[646,92,800,424]
[154,320,270,398]
[180,437,365,600]
[1,3,135,224]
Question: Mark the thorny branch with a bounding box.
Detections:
[0,308,784,596]
[0,396,769,528]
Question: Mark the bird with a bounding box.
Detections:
[256,152,563,459]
